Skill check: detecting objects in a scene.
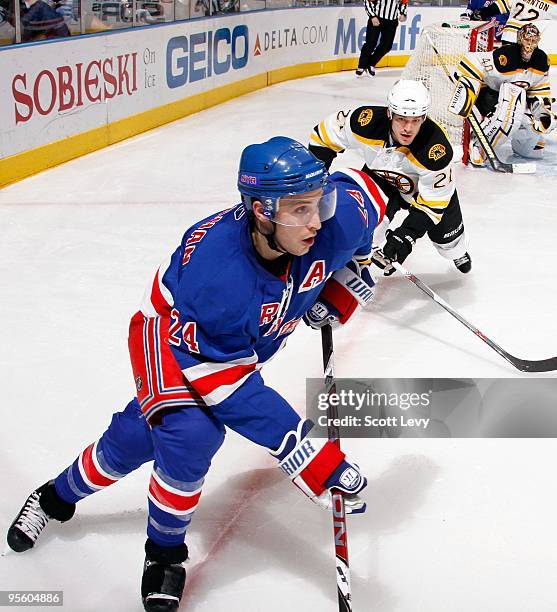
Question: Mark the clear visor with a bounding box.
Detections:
[264,181,337,227]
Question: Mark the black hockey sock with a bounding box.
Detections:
[144,538,188,565]
[39,481,76,522]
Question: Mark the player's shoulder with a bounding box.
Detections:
[179,206,258,317]
[406,118,454,171]
[322,169,385,246]
[493,44,524,72]
[529,47,550,73]
[348,106,389,142]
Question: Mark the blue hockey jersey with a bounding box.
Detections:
[138,169,386,448]
[462,0,509,38]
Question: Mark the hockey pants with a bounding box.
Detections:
[53,312,300,548]
[53,310,231,548]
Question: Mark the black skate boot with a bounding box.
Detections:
[454,252,472,274]
[141,539,188,612]
[7,481,75,553]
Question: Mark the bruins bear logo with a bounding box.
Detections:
[371,170,415,195]
[428,144,446,161]
[499,54,507,67]
[357,109,373,126]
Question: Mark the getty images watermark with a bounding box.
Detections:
[316,387,433,430]
[306,378,557,438]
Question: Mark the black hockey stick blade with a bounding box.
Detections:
[393,263,557,373]
[500,353,557,374]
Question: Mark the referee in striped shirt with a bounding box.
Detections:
[356,0,408,77]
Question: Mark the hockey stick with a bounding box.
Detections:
[321,324,352,612]
[392,262,557,372]
[424,31,536,175]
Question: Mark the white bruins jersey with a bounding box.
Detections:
[309,106,455,226]
[458,44,551,101]
[493,0,557,41]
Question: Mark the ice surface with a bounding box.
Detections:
[1,67,557,611]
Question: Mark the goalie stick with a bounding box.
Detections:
[424,30,536,175]
[392,262,557,373]
[321,325,352,612]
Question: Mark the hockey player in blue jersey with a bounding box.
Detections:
[7,137,386,612]
[460,0,509,40]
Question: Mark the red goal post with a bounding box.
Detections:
[401,21,496,164]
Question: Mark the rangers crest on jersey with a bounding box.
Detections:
[358,109,373,126]
[428,144,447,161]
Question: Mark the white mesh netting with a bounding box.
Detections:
[401,22,494,148]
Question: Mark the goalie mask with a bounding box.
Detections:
[517,24,541,62]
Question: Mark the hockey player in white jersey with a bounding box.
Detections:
[309,79,472,275]
[449,24,555,165]
[473,0,557,42]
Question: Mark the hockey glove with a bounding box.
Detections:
[271,420,367,514]
[304,300,342,330]
[303,257,377,330]
[530,98,557,134]
[372,228,416,276]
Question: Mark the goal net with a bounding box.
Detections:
[401,22,495,160]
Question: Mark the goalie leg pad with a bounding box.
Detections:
[480,83,527,154]
[449,76,478,118]
[511,125,546,160]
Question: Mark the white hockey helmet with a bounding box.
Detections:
[387,79,431,117]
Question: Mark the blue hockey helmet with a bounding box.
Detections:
[238,136,337,226]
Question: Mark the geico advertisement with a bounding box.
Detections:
[2,7,466,159]
[162,6,464,92]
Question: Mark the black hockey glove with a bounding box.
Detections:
[371,227,419,276]
[384,227,415,262]
[372,207,432,275]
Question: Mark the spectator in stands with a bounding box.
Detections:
[356,0,408,77]
[20,0,70,42]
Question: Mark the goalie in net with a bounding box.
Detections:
[401,21,496,158]
[449,23,555,166]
